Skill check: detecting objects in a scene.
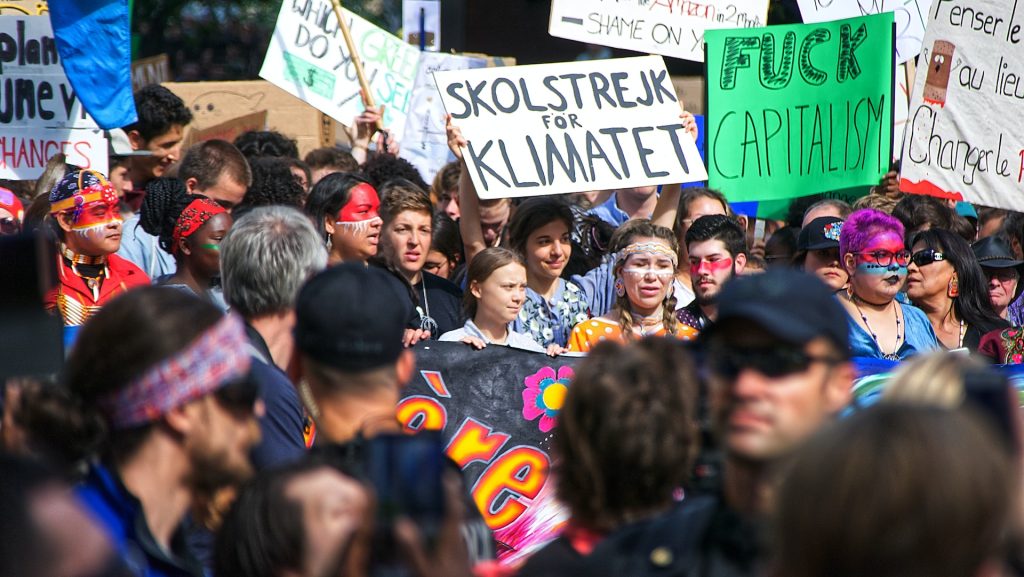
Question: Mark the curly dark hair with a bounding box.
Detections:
[555,338,699,531]
[239,157,305,210]
[233,130,299,160]
[360,153,429,192]
[124,84,193,143]
[138,178,205,255]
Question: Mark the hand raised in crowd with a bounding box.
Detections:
[446,114,467,161]
[347,101,397,162]
[875,169,901,197]
[680,110,698,142]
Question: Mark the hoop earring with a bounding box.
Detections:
[614,276,625,298]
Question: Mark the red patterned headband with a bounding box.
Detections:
[172,198,225,253]
[96,314,251,429]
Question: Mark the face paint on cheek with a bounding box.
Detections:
[200,243,220,251]
[70,203,122,236]
[857,262,907,276]
[337,183,381,223]
[691,257,733,276]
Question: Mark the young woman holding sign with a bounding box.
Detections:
[445,113,698,349]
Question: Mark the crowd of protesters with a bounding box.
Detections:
[2,80,1024,577]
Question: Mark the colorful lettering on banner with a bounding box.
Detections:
[548,0,770,63]
[899,0,1024,211]
[260,0,420,141]
[402,342,582,565]
[705,13,895,203]
[0,127,107,180]
[434,55,708,200]
[796,0,932,63]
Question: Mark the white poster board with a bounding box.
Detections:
[900,0,1024,210]
[260,0,420,141]
[796,0,932,63]
[0,128,107,180]
[402,0,440,51]
[400,52,487,183]
[435,56,707,199]
[548,0,769,63]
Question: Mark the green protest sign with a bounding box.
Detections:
[705,13,894,202]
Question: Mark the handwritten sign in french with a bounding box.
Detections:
[435,56,707,200]
[260,0,420,141]
[900,0,1024,210]
[705,13,895,202]
[548,0,769,63]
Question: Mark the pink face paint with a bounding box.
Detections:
[70,200,122,233]
[336,183,381,223]
[690,257,733,276]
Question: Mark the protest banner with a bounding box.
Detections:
[400,52,487,183]
[705,13,895,203]
[435,55,708,200]
[402,342,578,564]
[0,0,47,15]
[402,0,439,51]
[163,80,341,157]
[899,0,1024,211]
[0,127,106,179]
[796,0,932,63]
[131,54,170,92]
[549,0,769,63]
[260,0,420,141]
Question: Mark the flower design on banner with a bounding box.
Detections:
[523,366,574,432]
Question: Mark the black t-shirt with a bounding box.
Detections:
[412,272,464,337]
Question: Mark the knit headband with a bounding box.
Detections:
[172,198,225,253]
[96,314,251,429]
[618,241,677,266]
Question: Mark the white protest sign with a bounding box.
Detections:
[796,0,933,63]
[900,0,1024,210]
[0,16,97,129]
[400,52,487,183]
[402,0,440,51]
[435,56,707,200]
[0,128,107,180]
[260,0,420,141]
[548,0,769,63]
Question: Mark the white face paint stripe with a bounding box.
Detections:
[621,267,675,277]
[71,218,122,237]
[334,216,382,233]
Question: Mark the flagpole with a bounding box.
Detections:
[328,0,384,133]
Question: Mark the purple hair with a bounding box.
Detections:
[839,209,905,259]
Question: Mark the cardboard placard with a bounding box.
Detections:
[0,0,47,15]
[435,55,708,200]
[131,54,171,92]
[182,110,269,150]
[900,0,1024,210]
[0,127,107,179]
[548,0,770,63]
[260,0,420,141]
[705,13,895,202]
[400,52,488,183]
[162,80,339,157]
[796,0,932,64]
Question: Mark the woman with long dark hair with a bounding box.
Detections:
[303,172,381,265]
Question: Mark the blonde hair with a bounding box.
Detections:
[882,352,985,407]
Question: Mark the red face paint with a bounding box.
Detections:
[336,183,381,223]
[690,256,733,276]
[71,199,122,231]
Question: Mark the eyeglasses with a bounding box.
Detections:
[910,249,946,267]
[710,345,845,379]
[854,250,911,267]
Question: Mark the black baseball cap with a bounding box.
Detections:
[705,268,850,354]
[294,264,412,371]
[797,216,844,251]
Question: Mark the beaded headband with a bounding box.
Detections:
[618,241,677,266]
[96,314,251,430]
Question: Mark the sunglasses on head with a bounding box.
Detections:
[710,345,844,379]
[213,373,260,414]
[910,249,946,267]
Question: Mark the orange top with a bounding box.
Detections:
[567,317,698,352]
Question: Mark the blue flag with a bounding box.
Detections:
[48,0,136,129]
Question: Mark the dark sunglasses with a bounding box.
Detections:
[213,373,260,414]
[710,345,844,379]
[910,249,946,267]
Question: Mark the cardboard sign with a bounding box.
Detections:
[402,343,578,565]
[548,0,770,63]
[0,16,97,129]
[260,0,420,141]
[182,110,268,150]
[435,55,707,200]
[705,13,895,203]
[899,0,1024,210]
[0,127,107,179]
[796,0,931,63]
[131,54,171,92]
[0,0,47,15]
[400,52,487,183]
[403,0,440,51]
[163,80,340,157]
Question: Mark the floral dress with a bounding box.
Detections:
[513,279,591,347]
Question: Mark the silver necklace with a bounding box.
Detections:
[417,279,438,334]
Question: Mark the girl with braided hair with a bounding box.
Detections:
[139,178,232,309]
[567,223,697,352]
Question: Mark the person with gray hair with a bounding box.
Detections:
[221,205,328,468]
